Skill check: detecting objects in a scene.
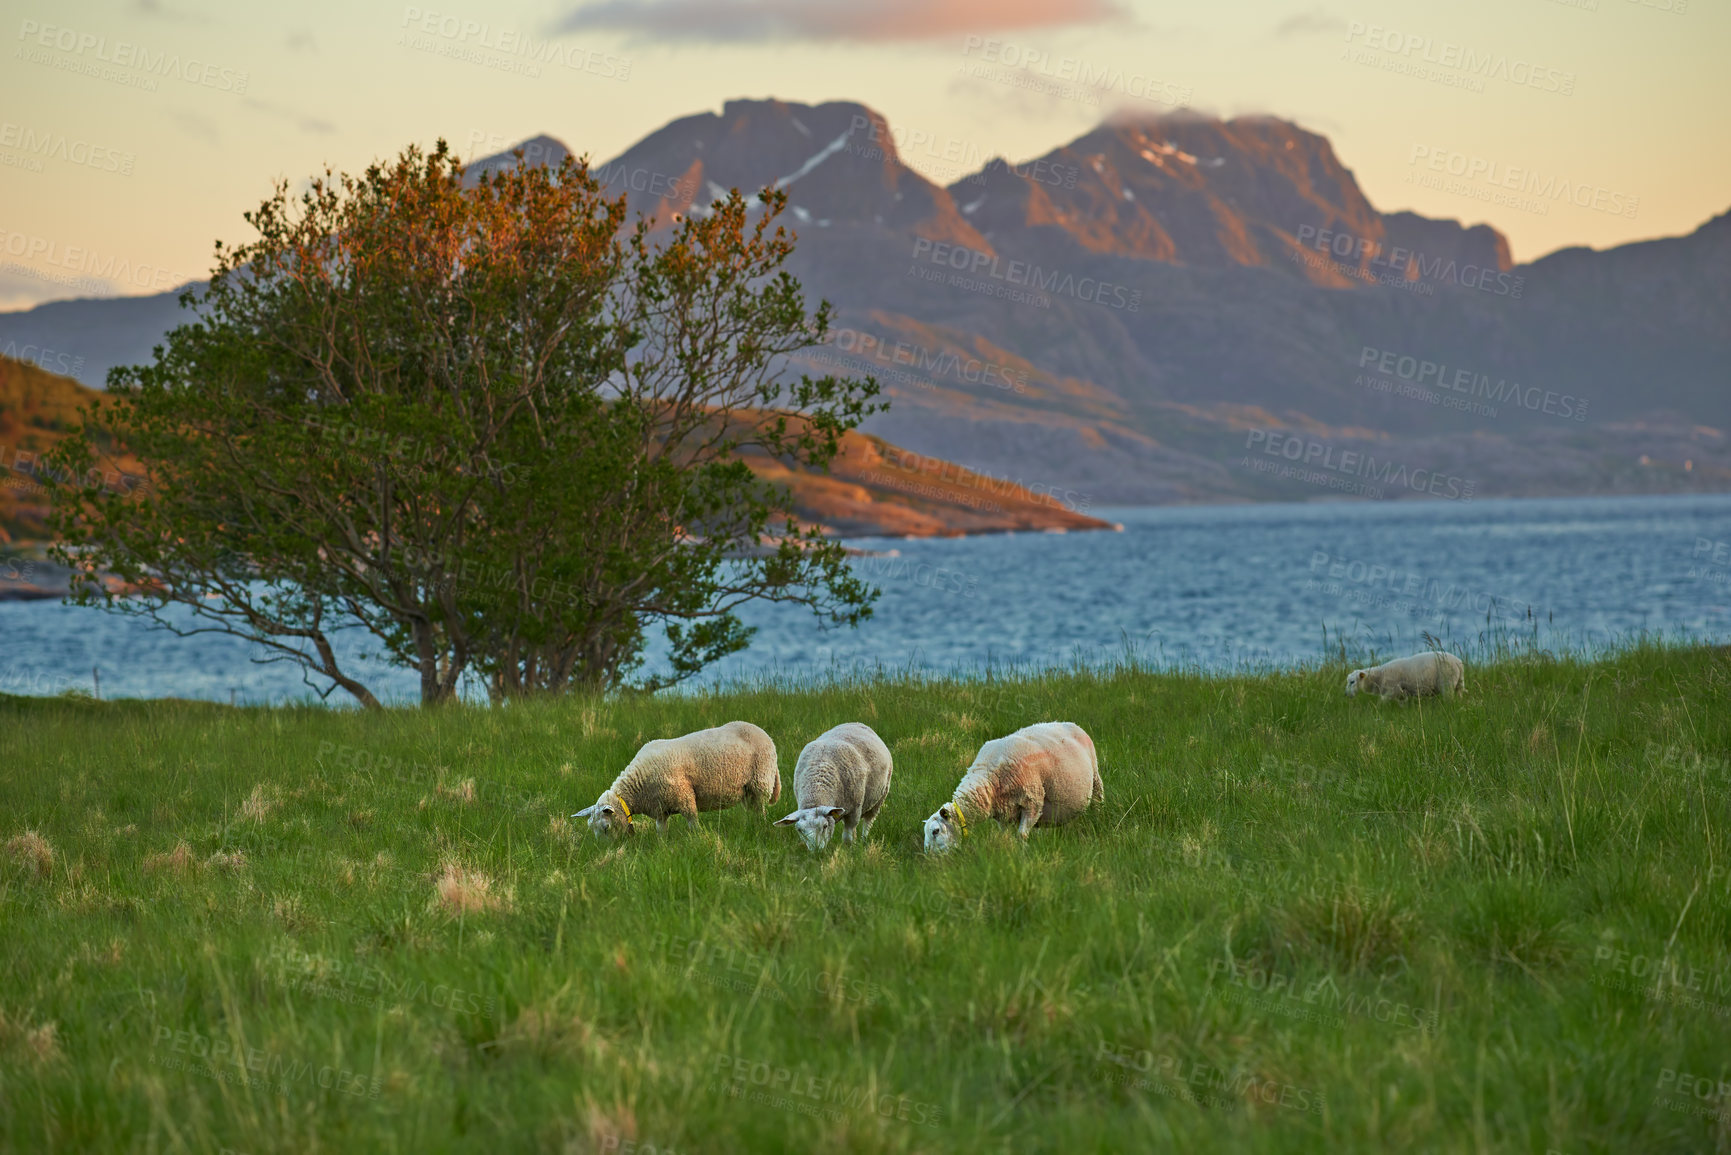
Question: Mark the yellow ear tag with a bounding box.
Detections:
[951,803,969,838]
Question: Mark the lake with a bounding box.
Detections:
[3,493,1728,706]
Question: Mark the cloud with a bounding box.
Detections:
[169,110,221,146]
[244,99,336,135]
[555,0,1124,43]
[131,0,205,23]
[946,71,1098,126]
[1273,8,1343,39]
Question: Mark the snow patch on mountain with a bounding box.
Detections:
[773,131,851,190]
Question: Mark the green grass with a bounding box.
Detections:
[2,644,1730,1153]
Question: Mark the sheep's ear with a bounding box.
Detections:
[773,812,802,827]
[939,804,955,822]
[822,807,847,820]
[572,805,597,819]
[600,805,615,818]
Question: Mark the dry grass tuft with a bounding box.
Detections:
[434,862,501,915]
[576,1097,636,1155]
[0,1010,61,1065]
[896,729,953,752]
[5,831,54,879]
[589,844,628,871]
[577,704,616,739]
[204,850,248,872]
[143,842,195,875]
[497,1005,606,1066]
[272,894,319,933]
[240,784,277,822]
[1279,886,1417,974]
[81,938,125,967]
[437,778,477,805]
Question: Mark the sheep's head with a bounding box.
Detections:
[1345,670,1366,696]
[571,789,634,839]
[774,806,846,852]
[923,803,966,853]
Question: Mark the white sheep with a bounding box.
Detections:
[774,722,894,852]
[1345,650,1466,701]
[923,722,1102,853]
[571,721,780,838]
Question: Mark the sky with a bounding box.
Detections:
[1,0,1726,310]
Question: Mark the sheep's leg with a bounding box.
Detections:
[656,817,669,834]
[1016,798,1044,840]
[858,801,883,844]
[841,819,857,846]
[673,784,699,830]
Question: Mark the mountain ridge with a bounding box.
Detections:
[3,99,1726,505]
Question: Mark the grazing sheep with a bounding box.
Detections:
[923,722,1102,853]
[774,722,894,852]
[571,721,780,838]
[1345,650,1466,701]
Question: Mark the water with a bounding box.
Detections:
[3,494,1728,706]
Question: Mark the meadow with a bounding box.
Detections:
[2,643,1729,1153]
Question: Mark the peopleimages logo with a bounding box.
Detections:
[398,7,630,80]
[846,115,1078,189]
[0,123,134,175]
[16,19,250,93]
[959,36,1192,108]
[1307,551,1537,619]
[0,340,83,378]
[0,228,186,294]
[1244,429,1475,501]
[1357,345,1587,421]
[1407,145,1638,220]
[1342,21,1576,95]
[822,327,1029,395]
[1295,224,1524,298]
[909,238,1141,312]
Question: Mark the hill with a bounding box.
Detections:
[0,355,152,546]
[0,356,1108,554]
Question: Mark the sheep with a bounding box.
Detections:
[571,721,780,838]
[774,722,894,852]
[923,722,1102,853]
[1345,650,1466,701]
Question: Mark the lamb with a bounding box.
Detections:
[571,721,780,838]
[923,722,1102,853]
[1345,650,1466,701]
[774,723,894,852]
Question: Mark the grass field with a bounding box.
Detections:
[2,644,1730,1153]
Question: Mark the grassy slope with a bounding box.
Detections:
[1,646,1728,1153]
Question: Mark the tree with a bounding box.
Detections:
[46,140,881,707]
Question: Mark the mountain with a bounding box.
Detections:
[4,99,1727,505]
[0,356,1109,549]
